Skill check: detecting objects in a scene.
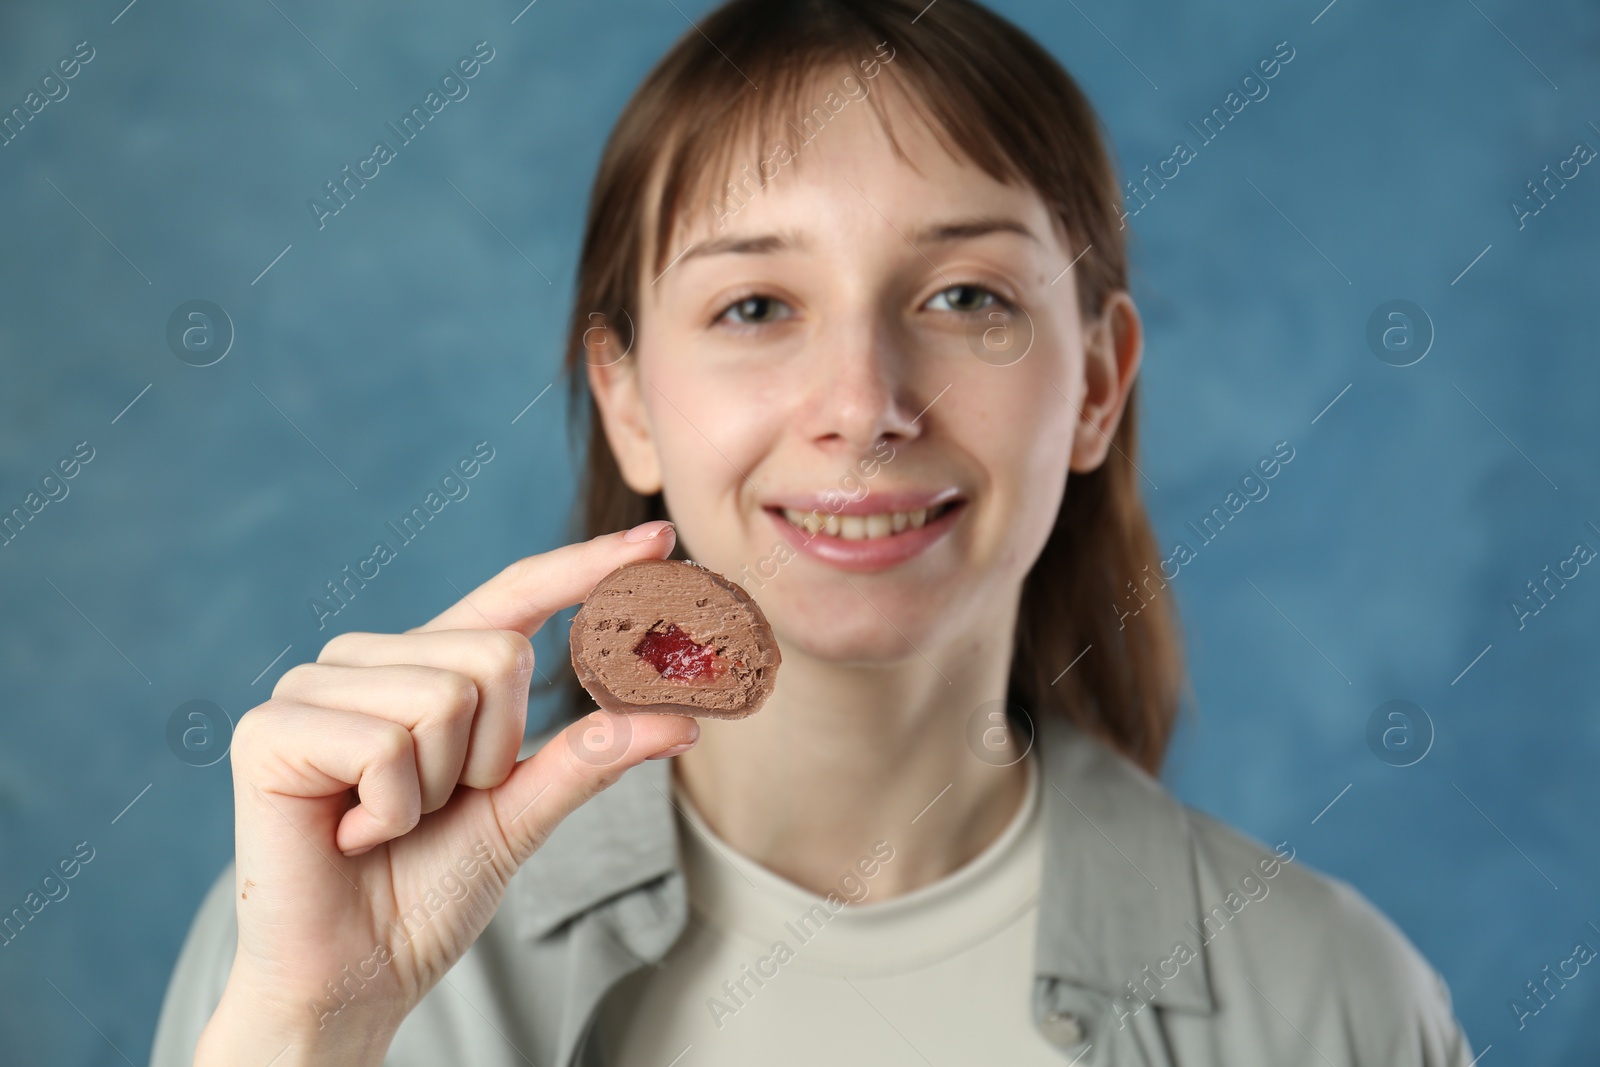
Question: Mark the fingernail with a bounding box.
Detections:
[647,738,698,760]
[624,520,675,542]
[346,844,374,857]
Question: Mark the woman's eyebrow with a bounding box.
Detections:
[912,216,1041,245]
[677,216,1038,265]
[680,231,801,262]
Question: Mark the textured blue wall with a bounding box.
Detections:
[1,0,1596,1062]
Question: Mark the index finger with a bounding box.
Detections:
[412,520,676,637]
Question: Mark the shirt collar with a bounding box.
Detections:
[510,750,680,942]
[1031,709,1217,1014]
[510,710,1217,1015]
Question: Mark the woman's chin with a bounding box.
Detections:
[766,609,945,668]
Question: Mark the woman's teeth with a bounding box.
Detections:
[781,503,951,540]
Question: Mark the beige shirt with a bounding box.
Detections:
[597,750,1064,1064]
[151,711,1476,1066]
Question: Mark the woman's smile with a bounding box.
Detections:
[765,492,967,572]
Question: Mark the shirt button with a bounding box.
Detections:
[1040,1008,1085,1046]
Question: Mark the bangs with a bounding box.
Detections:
[634,5,1044,281]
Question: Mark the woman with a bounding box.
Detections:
[152,0,1474,1063]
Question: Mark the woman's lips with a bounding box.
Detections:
[764,499,965,572]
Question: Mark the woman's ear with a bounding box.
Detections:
[1068,289,1143,474]
[584,316,663,495]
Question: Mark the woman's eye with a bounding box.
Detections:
[717,295,791,326]
[925,284,1000,314]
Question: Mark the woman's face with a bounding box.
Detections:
[590,80,1141,666]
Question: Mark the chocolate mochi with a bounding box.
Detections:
[569,558,780,718]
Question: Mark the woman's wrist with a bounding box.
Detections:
[195,975,403,1067]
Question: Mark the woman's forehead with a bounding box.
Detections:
[648,79,1046,269]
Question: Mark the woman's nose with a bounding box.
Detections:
[795,316,923,453]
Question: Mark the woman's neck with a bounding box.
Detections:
[671,620,1029,903]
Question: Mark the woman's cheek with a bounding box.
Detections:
[652,392,772,533]
[976,370,1074,538]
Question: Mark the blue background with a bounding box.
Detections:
[1,0,1596,1062]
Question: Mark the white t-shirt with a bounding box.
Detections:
[595,752,1067,1064]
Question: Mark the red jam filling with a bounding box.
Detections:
[633,623,726,682]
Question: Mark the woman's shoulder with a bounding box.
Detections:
[1182,804,1429,969]
[1179,805,1471,1064]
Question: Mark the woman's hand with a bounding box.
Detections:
[195,521,696,1067]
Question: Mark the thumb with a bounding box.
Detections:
[487,711,698,865]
